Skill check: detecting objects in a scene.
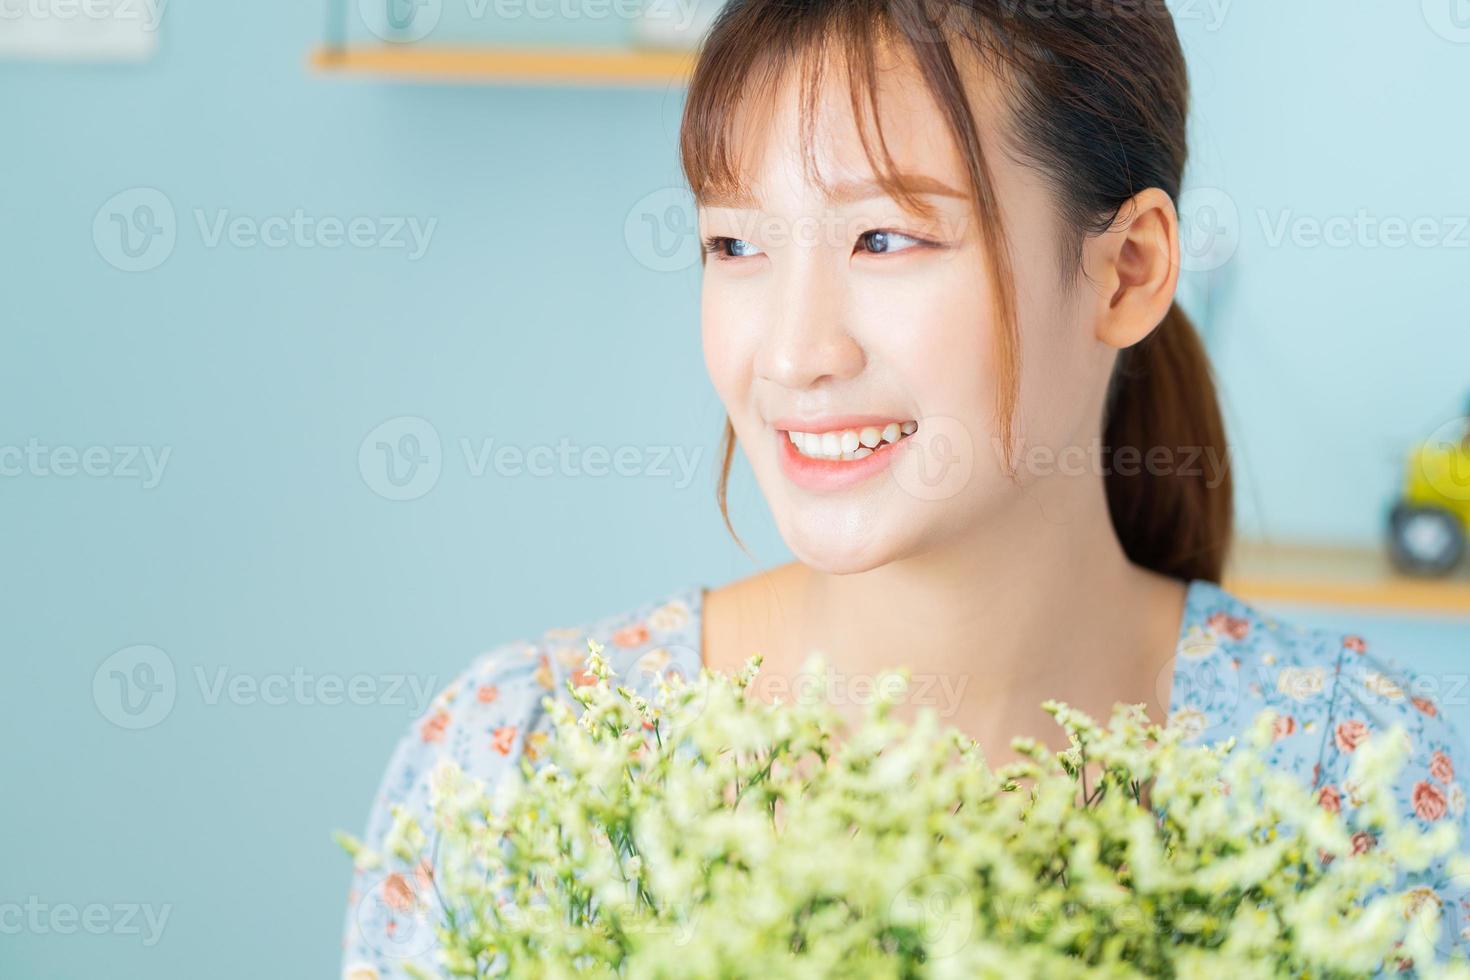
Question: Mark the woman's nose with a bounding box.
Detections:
[754,262,866,391]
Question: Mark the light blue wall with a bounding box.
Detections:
[1,5,777,978]
[1174,2,1470,543]
[1,2,1467,978]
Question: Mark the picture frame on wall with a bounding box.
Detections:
[0,0,161,61]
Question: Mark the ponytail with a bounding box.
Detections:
[1103,304,1233,583]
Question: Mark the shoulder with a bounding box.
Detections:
[1169,580,1470,952]
[1169,582,1465,802]
[535,585,705,697]
[340,584,704,979]
[1169,579,1358,751]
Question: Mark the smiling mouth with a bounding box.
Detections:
[782,421,919,462]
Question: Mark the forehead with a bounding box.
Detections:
[698,39,1006,211]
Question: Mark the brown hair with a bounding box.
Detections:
[681,0,1233,583]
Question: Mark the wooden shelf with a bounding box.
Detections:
[309,44,696,86]
[1225,540,1470,616]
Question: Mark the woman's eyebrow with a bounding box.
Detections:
[699,173,966,209]
[824,175,967,206]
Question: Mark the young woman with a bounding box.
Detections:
[342,1,1470,974]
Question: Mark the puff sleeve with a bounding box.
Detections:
[338,639,559,980]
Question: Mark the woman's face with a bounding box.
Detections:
[698,48,1119,573]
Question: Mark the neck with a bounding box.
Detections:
[765,474,1188,760]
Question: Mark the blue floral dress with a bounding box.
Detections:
[340,580,1470,978]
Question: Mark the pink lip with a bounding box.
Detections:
[774,426,913,492]
[770,414,913,434]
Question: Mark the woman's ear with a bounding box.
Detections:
[1084,187,1181,350]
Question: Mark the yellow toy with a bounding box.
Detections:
[1389,416,1470,576]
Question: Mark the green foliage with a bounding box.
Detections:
[345,640,1470,979]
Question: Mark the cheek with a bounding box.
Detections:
[850,255,997,411]
[700,283,754,409]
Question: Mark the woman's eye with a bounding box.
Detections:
[703,236,764,259]
[857,230,924,255]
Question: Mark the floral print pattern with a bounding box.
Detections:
[341,581,1470,977]
[1168,581,1470,968]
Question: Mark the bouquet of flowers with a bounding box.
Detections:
[341,641,1470,978]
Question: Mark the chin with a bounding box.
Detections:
[771,497,915,575]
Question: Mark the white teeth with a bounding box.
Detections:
[784,421,918,461]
